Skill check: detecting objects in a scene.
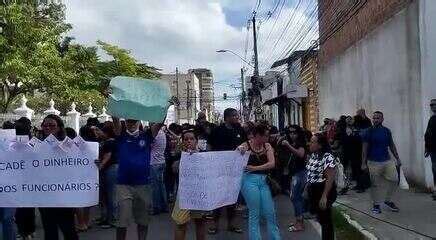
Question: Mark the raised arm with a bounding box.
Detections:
[112,116,122,136]
[281,140,306,158]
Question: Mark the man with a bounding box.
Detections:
[207,108,246,234]
[362,111,402,214]
[112,117,162,240]
[149,124,168,215]
[354,109,372,130]
[195,111,215,151]
[0,121,17,240]
[425,99,436,200]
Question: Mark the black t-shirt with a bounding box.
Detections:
[208,124,247,151]
[101,139,118,167]
[425,115,436,153]
[288,143,307,175]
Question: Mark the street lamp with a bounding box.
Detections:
[216,49,255,69]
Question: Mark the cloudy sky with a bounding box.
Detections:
[64,0,317,111]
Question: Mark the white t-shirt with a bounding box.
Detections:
[150,129,167,166]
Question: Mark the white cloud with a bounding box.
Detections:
[63,0,316,112]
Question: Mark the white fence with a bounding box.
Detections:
[0,96,110,132]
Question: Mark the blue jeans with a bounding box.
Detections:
[150,164,168,213]
[0,208,16,240]
[291,170,307,218]
[103,164,118,223]
[241,173,281,240]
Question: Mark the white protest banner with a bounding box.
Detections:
[0,136,99,207]
[178,151,249,211]
[0,129,16,150]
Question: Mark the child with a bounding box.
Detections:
[172,129,206,240]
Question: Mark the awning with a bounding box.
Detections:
[263,84,308,106]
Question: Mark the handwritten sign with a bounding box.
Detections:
[0,136,99,207]
[178,151,249,211]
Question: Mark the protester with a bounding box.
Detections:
[150,124,169,215]
[342,116,366,193]
[112,117,162,240]
[237,124,281,240]
[425,99,436,200]
[95,124,118,228]
[275,127,293,193]
[307,133,337,240]
[333,116,348,195]
[164,128,181,203]
[354,109,372,130]
[172,129,206,240]
[38,114,78,240]
[194,111,215,151]
[280,125,307,233]
[14,117,36,240]
[207,108,246,234]
[362,111,401,214]
[0,121,17,240]
[76,123,98,232]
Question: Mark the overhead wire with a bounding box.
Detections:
[275,0,368,80]
[262,0,318,68]
[260,0,305,69]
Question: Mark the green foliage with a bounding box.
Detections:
[0,2,70,112]
[0,2,160,114]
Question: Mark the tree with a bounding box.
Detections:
[1,2,160,114]
[0,2,71,112]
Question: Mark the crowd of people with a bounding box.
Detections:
[0,98,435,240]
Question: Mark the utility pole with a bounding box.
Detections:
[249,12,262,121]
[252,12,260,77]
[176,67,180,123]
[186,80,191,124]
[241,68,248,122]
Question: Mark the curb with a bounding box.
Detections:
[339,210,378,240]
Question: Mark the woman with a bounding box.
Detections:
[95,124,118,228]
[238,124,281,240]
[39,114,78,240]
[15,117,36,240]
[306,133,337,240]
[280,125,307,232]
[172,129,206,240]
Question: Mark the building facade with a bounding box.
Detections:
[188,68,215,120]
[265,50,315,131]
[318,0,436,188]
[160,72,201,124]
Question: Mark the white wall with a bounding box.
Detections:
[318,2,432,186]
[418,0,436,188]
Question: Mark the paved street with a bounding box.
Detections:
[30,196,320,240]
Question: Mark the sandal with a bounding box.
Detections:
[288,225,305,232]
[208,227,218,235]
[228,226,243,234]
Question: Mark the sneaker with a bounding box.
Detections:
[372,204,382,214]
[100,222,114,229]
[384,201,399,212]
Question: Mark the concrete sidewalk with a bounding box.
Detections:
[337,188,436,240]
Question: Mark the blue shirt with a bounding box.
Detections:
[362,126,392,162]
[116,131,152,185]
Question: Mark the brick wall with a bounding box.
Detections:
[318,0,413,65]
[300,56,319,132]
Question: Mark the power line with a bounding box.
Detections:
[260,0,305,68]
[262,0,318,67]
